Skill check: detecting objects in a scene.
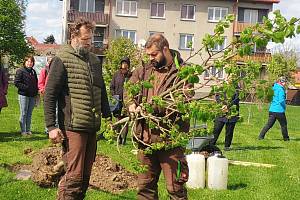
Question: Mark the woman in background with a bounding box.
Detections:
[38,56,58,134]
[258,77,290,141]
[14,56,38,136]
[0,65,8,113]
[38,56,52,95]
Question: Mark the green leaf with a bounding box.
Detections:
[285,26,295,38]
[142,81,153,89]
[177,102,186,113]
[188,75,200,84]
[187,41,193,48]
[174,54,180,69]
[148,121,156,129]
[195,65,204,74]
[296,25,300,34]
[226,14,235,22]
[259,80,268,84]
[144,103,154,114]
[272,32,285,43]
[289,17,298,25]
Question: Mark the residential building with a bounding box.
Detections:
[60,0,279,94]
[60,0,110,63]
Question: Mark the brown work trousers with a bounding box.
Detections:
[57,130,97,200]
[137,147,189,200]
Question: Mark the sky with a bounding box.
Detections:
[25,0,63,44]
[25,0,300,50]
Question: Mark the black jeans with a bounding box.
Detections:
[212,119,236,148]
[259,112,289,139]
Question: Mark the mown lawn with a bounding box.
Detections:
[0,86,299,200]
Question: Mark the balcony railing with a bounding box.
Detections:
[67,10,109,25]
[233,52,272,64]
[234,21,260,34]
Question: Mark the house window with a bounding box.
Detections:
[70,0,79,10]
[78,0,104,12]
[238,8,268,23]
[208,7,228,22]
[204,66,224,79]
[181,4,195,20]
[79,0,94,12]
[70,0,104,12]
[116,0,137,16]
[211,37,227,52]
[150,2,165,18]
[95,0,105,12]
[179,34,194,50]
[244,9,258,23]
[115,29,136,43]
[93,27,105,48]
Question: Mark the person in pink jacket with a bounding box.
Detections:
[38,57,58,134]
[0,65,8,113]
[38,57,52,94]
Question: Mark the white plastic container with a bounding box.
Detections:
[207,153,228,190]
[186,153,205,189]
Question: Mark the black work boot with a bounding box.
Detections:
[283,137,290,141]
[258,134,265,140]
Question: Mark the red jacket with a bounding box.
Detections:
[38,68,48,94]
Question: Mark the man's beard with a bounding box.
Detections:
[75,45,90,56]
[151,56,167,69]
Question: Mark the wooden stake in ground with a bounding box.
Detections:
[229,160,276,168]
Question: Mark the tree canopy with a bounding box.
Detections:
[0,0,32,63]
[103,37,147,86]
[44,34,56,44]
[267,51,297,83]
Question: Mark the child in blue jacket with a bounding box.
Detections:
[258,77,290,141]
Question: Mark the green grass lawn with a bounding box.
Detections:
[0,86,300,200]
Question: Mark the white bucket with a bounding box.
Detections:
[186,153,205,189]
[207,154,228,190]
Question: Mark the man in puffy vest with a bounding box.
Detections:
[44,18,111,200]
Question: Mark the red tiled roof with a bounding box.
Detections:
[26,36,61,53]
[26,36,39,45]
[33,44,61,50]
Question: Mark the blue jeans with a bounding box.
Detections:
[18,95,35,133]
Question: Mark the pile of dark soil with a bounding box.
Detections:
[31,147,63,187]
[90,155,138,193]
[10,147,138,193]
